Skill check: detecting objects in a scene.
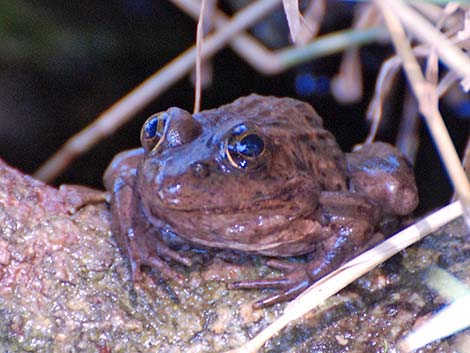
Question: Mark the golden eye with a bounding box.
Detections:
[140,112,167,151]
[226,124,266,170]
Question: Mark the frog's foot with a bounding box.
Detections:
[229,260,311,308]
[128,236,192,285]
[59,184,108,213]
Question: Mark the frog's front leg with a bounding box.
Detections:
[230,192,382,308]
[104,148,191,283]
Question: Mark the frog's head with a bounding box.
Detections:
[136,95,346,254]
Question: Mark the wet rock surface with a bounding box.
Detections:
[0,158,467,352]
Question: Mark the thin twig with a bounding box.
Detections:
[33,0,282,182]
[413,2,463,30]
[171,0,388,74]
[282,0,301,43]
[436,71,459,96]
[386,0,470,90]
[226,201,464,353]
[459,136,470,201]
[395,92,419,163]
[365,51,406,144]
[365,8,468,142]
[278,26,388,67]
[194,0,207,114]
[170,0,282,74]
[365,44,462,144]
[297,0,325,44]
[331,4,378,103]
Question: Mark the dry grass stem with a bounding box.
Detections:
[386,0,470,89]
[462,137,470,179]
[190,0,216,90]
[331,4,378,103]
[365,45,462,145]
[396,92,419,163]
[460,136,470,193]
[375,0,470,228]
[400,295,470,352]
[426,266,470,302]
[331,47,363,103]
[226,201,464,353]
[297,0,325,43]
[282,0,301,43]
[424,3,460,84]
[400,267,470,351]
[194,0,207,114]
[424,43,438,86]
[458,10,470,44]
[366,4,468,144]
[172,0,387,75]
[355,3,382,28]
[413,2,463,30]
[171,0,282,74]
[278,26,387,68]
[438,2,461,27]
[364,53,403,144]
[33,0,282,182]
[436,71,459,96]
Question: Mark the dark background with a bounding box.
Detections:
[1,0,469,214]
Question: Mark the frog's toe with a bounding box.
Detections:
[265,258,301,271]
[229,276,310,308]
[252,279,310,308]
[59,184,108,213]
[229,263,312,308]
[229,276,292,289]
[147,256,187,284]
[156,245,192,267]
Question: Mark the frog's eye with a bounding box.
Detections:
[140,112,167,151]
[225,124,266,170]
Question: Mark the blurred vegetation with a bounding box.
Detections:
[0,1,117,65]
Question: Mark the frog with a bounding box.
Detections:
[103,94,418,308]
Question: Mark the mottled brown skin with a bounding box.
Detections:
[104,94,418,307]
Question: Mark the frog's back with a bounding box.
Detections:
[197,94,348,192]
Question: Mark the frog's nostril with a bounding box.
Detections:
[192,162,210,178]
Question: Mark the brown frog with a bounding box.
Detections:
[104,94,418,307]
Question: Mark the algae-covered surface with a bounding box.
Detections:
[0,157,468,352]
